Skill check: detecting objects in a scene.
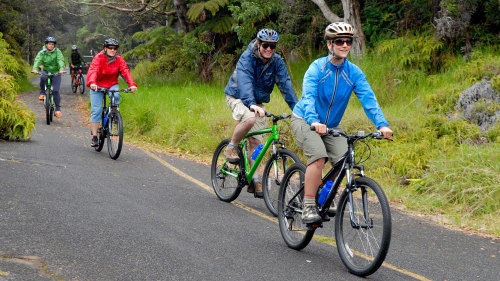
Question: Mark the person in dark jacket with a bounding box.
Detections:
[69,45,84,85]
[87,38,137,148]
[223,28,298,197]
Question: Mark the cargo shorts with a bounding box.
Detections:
[291,115,348,166]
[225,94,267,141]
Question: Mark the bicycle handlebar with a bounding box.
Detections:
[249,109,291,121]
[96,87,132,93]
[33,72,61,77]
[310,126,392,141]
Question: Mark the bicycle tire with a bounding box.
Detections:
[278,162,315,250]
[44,92,50,125]
[79,74,85,94]
[211,139,243,202]
[72,80,77,93]
[335,177,391,277]
[262,149,301,217]
[107,111,123,160]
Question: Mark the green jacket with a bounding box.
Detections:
[33,47,65,73]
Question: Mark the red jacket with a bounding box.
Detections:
[86,51,137,89]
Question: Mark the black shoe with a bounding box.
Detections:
[91,136,98,147]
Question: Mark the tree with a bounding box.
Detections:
[309,0,366,57]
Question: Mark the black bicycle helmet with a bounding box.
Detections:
[256,29,279,43]
[103,38,119,48]
[45,37,56,44]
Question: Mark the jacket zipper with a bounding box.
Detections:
[324,67,339,125]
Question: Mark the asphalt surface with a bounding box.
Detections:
[0,73,499,281]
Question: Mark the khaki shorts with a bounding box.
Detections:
[225,94,267,141]
[291,116,347,166]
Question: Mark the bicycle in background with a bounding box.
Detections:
[94,87,131,160]
[278,128,392,277]
[211,111,300,215]
[71,65,85,94]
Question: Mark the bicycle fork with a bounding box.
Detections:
[345,168,373,229]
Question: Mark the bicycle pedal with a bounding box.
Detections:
[307,222,323,229]
[322,214,330,222]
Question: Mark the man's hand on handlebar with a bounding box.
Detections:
[311,122,327,135]
[378,126,393,139]
[250,104,265,118]
[31,70,39,74]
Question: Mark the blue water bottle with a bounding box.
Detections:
[251,144,264,160]
[318,181,334,205]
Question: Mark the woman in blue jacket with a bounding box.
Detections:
[291,22,393,223]
[223,28,298,198]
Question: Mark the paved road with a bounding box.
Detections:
[1,74,499,280]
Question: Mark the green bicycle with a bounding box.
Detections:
[37,72,59,125]
[211,111,300,216]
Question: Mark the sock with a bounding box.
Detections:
[228,143,236,148]
[304,195,316,206]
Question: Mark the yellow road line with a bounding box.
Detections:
[0,269,8,276]
[142,148,432,281]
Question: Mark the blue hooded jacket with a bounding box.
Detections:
[293,56,389,129]
[224,39,298,110]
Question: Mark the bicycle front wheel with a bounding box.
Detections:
[335,177,391,277]
[79,74,85,94]
[262,149,301,217]
[44,93,50,125]
[107,111,123,159]
[278,162,315,250]
[211,139,243,202]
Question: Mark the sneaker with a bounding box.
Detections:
[39,94,45,100]
[247,181,264,198]
[55,111,62,117]
[254,181,263,198]
[91,136,99,147]
[302,205,321,224]
[223,146,239,163]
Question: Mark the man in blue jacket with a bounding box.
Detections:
[223,28,298,197]
[291,22,393,223]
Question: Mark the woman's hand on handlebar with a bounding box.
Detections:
[311,122,327,135]
[90,84,98,91]
[378,126,393,139]
[130,86,137,92]
[250,104,265,118]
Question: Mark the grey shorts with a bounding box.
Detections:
[291,116,348,166]
[225,94,267,141]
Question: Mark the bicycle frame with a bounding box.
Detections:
[102,91,119,128]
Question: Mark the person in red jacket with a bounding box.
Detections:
[87,38,137,147]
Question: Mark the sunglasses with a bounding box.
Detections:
[107,46,118,50]
[261,43,276,50]
[333,39,353,47]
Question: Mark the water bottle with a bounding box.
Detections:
[318,181,334,206]
[251,144,264,160]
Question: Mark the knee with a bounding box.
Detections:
[309,158,326,170]
[244,117,256,126]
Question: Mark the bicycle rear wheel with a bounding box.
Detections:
[44,92,50,125]
[107,111,123,159]
[79,74,85,94]
[262,149,301,217]
[278,162,315,250]
[211,139,243,202]
[335,177,391,277]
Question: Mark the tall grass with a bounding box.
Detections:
[123,37,500,237]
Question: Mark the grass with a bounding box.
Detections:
[117,39,500,238]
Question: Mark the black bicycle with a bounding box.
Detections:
[94,87,131,160]
[278,128,392,277]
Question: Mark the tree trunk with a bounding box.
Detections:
[173,0,193,33]
[341,0,365,58]
[310,0,342,22]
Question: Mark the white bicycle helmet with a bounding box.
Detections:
[324,22,354,39]
[72,45,78,50]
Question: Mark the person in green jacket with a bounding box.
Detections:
[32,36,66,117]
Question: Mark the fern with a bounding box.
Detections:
[187,0,229,22]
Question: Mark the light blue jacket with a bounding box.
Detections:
[293,56,389,129]
[224,39,298,110]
